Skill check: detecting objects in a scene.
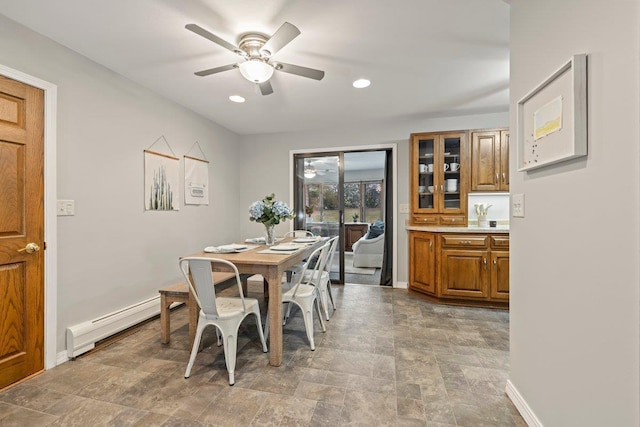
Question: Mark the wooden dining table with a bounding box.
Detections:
[185,237,326,366]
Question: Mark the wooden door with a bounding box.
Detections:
[490,251,510,300]
[0,76,45,389]
[440,249,489,298]
[409,231,436,294]
[471,130,500,191]
[499,130,510,191]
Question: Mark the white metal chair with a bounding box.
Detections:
[293,235,338,321]
[180,257,268,386]
[283,229,316,280]
[283,230,314,238]
[265,243,328,350]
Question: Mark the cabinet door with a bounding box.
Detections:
[345,223,368,251]
[409,232,437,294]
[440,133,466,215]
[413,134,438,213]
[471,130,500,191]
[440,249,489,298]
[490,251,510,300]
[499,130,509,191]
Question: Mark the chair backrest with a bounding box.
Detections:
[291,241,330,296]
[178,257,246,318]
[324,236,340,274]
[283,230,314,238]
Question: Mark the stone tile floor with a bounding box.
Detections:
[0,283,525,426]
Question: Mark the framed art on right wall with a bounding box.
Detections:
[517,54,587,171]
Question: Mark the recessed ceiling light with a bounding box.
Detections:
[353,79,371,89]
[229,95,245,103]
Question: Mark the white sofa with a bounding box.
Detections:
[352,233,384,268]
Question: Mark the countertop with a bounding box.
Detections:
[406,224,509,234]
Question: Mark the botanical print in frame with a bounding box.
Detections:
[144,149,179,211]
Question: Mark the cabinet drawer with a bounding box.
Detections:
[441,234,488,248]
[491,235,510,248]
[439,216,466,226]
[413,215,439,225]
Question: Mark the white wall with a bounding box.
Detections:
[467,193,509,224]
[0,15,243,353]
[238,113,509,284]
[509,1,640,425]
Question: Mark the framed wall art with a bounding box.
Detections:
[517,54,587,171]
[144,136,180,211]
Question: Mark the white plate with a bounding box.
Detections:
[270,244,300,251]
[292,237,317,243]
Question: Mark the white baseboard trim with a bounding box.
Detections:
[56,351,69,366]
[506,379,543,427]
[394,281,408,289]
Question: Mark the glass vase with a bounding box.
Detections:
[264,224,276,246]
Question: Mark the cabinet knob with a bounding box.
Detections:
[493,258,497,269]
[496,173,499,183]
[483,258,487,270]
[502,172,506,183]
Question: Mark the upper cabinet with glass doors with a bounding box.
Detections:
[410,131,469,226]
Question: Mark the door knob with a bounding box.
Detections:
[18,243,40,254]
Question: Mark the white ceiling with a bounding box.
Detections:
[0,0,510,135]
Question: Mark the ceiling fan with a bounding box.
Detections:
[185,22,325,95]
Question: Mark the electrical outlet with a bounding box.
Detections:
[57,200,75,216]
[399,204,409,214]
[512,193,525,218]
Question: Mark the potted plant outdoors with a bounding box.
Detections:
[304,205,314,222]
[352,213,359,222]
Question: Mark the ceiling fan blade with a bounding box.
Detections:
[260,22,300,57]
[275,62,325,80]
[185,24,243,56]
[258,81,274,96]
[194,64,237,77]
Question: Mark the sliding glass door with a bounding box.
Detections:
[293,154,342,282]
[294,149,391,286]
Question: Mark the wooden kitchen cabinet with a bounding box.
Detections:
[408,230,509,307]
[409,231,437,294]
[470,128,509,192]
[345,223,368,251]
[490,251,510,300]
[440,249,490,299]
[411,131,469,225]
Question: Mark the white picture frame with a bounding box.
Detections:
[517,54,587,171]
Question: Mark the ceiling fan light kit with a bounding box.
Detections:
[186,21,325,95]
[238,60,274,83]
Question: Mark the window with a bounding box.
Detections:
[303,180,383,224]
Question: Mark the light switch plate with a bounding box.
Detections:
[57,200,75,216]
[399,204,409,214]
[512,193,525,218]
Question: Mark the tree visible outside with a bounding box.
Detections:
[304,180,382,223]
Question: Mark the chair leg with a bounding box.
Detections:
[221,329,238,386]
[252,309,268,353]
[297,300,316,351]
[283,301,292,325]
[319,285,330,321]
[314,295,327,333]
[264,310,270,340]
[327,281,337,310]
[184,320,206,378]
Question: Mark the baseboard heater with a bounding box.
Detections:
[66,295,162,358]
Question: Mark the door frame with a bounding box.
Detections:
[0,64,58,370]
[290,143,398,287]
